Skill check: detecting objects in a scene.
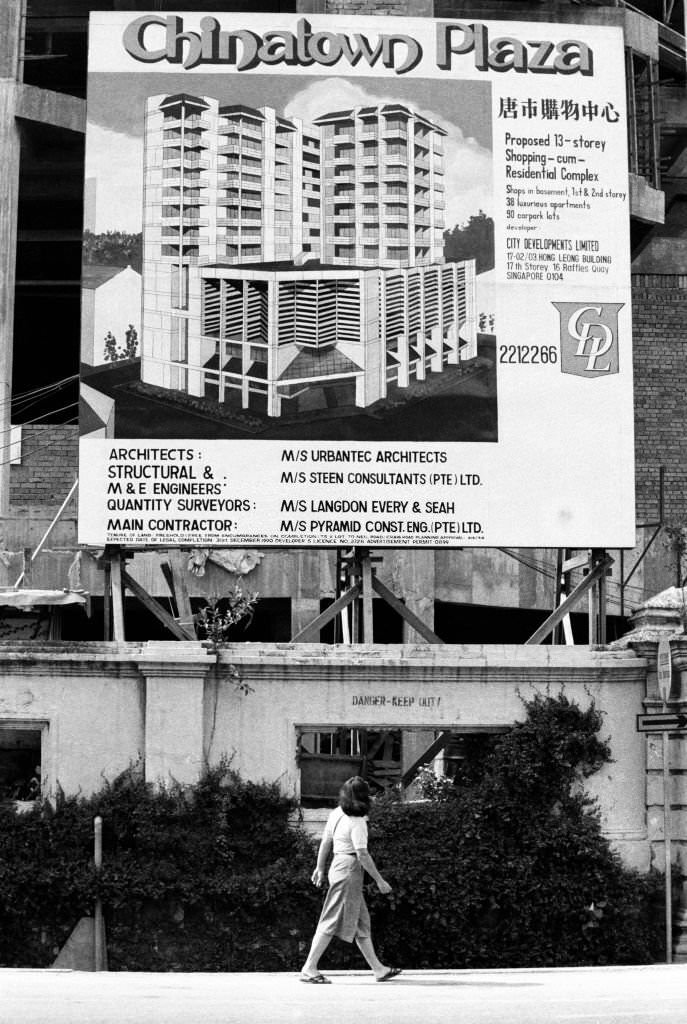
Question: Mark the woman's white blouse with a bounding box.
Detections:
[324,806,369,854]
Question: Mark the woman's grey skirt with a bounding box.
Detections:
[317,853,371,943]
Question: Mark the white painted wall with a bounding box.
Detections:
[82,267,142,367]
[0,642,650,869]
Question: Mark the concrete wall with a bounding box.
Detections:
[0,645,145,796]
[0,641,650,868]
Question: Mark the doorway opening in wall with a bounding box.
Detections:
[0,723,45,803]
[296,726,505,808]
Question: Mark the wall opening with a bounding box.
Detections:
[297,725,505,808]
[0,724,44,802]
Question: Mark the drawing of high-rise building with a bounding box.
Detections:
[140,93,477,418]
[315,104,445,268]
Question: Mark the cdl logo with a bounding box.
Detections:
[552,302,623,377]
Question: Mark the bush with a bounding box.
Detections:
[0,696,664,970]
[0,764,320,970]
[365,693,663,968]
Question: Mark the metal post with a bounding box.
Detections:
[664,730,673,962]
[94,815,105,971]
[664,729,673,964]
[553,549,564,645]
[598,559,607,646]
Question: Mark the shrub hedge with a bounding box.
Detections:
[0,694,664,969]
[0,765,320,970]
[365,694,663,968]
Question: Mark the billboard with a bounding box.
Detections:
[78,12,634,548]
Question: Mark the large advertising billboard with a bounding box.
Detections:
[78,12,634,548]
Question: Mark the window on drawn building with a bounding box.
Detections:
[0,725,44,803]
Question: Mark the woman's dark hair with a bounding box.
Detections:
[339,776,371,817]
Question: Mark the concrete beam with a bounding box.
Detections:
[661,86,687,131]
[629,172,665,226]
[15,84,86,134]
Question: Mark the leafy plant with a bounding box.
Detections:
[443,210,495,273]
[0,764,319,970]
[0,695,664,971]
[194,585,258,645]
[361,693,662,969]
[103,331,118,363]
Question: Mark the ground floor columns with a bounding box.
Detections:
[141,659,212,786]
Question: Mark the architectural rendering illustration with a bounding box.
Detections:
[140,93,477,418]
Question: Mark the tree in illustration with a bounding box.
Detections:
[444,211,495,273]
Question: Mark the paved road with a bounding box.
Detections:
[2,965,686,1024]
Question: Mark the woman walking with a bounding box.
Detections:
[300,776,402,984]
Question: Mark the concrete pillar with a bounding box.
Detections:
[429,325,442,372]
[0,1,22,516]
[463,260,478,359]
[397,334,410,388]
[355,374,366,409]
[267,383,282,417]
[142,662,210,786]
[291,599,321,638]
[241,279,251,408]
[266,277,281,416]
[380,550,436,643]
[446,323,459,365]
[290,549,324,638]
[415,332,426,380]
[417,266,426,380]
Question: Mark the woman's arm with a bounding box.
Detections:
[356,849,392,894]
[311,835,333,887]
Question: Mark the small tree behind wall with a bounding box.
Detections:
[103,331,118,362]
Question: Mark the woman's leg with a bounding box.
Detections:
[355,934,389,979]
[301,927,334,978]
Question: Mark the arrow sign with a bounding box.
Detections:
[636,712,687,732]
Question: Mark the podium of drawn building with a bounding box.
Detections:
[141,93,477,417]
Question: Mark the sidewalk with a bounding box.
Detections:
[2,964,686,1024]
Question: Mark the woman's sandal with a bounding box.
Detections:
[300,973,332,984]
[377,967,402,982]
